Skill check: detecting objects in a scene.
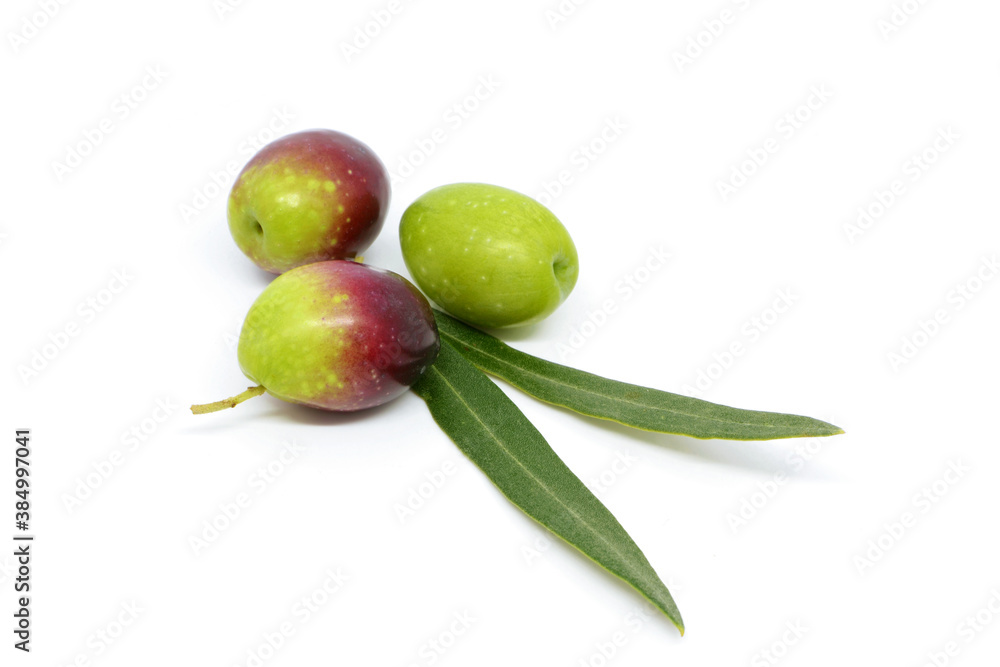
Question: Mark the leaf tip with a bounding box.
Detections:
[821,424,845,437]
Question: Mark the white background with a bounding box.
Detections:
[3,0,999,665]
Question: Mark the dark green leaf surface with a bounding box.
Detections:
[412,340,684,633]
[434,311,843,441]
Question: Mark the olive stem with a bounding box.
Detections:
[190,385,266,414]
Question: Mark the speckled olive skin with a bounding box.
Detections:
[228,129,391,274]
[237,261,439,411]
[399,183,579,328]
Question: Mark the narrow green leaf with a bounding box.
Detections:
[434,311,843,441]
[412,340,684,633]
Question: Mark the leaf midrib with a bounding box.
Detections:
[439,327,802,433]
[426,362,647,581]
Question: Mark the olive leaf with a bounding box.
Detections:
[433,311,843,441]
[412,340,684,633]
